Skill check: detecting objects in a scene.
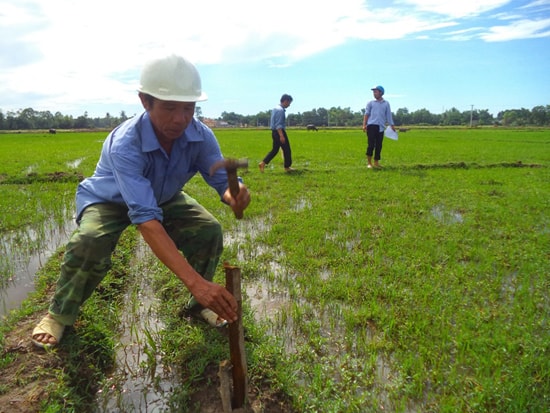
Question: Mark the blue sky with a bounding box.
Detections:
[1,0,549,119]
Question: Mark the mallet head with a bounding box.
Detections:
[209,158,249,176]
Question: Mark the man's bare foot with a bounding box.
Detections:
[258,162,265,172]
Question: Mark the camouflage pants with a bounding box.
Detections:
[49,192,223,326]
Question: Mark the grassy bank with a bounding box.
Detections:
[0,127,549,412]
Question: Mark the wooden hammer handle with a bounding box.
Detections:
[227,171,243,219]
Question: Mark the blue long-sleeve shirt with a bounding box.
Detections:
[365,99,394,132]
[270,104,286,130]
[76,112,229,225]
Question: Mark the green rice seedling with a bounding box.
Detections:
[0,183,75,232]
[0,127,548,412]
[209,127,549,412]
[0,132,104,178]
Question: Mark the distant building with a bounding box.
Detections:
[201,118,230,128]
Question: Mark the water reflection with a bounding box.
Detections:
[0,218,76,318]
[95,240,177,412]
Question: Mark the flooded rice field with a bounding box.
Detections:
[1,210,408,411]
[95,240,177,412]
[0,217,76,318]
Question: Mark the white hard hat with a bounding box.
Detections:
[138,54,207,102]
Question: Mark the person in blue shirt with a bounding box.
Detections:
[362,85,396,168]
[259,94,294,173]
[32,55,250,348]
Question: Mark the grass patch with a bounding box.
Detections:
[1,127,549,412]
[0,228,138,412]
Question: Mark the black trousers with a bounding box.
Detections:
[263,129,292,168]
[366,124,384,161]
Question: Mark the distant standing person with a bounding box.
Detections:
[362,85,396,168]
[259,94,294,173]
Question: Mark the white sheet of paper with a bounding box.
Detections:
[384,126,398,140]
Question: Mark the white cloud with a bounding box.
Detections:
[481,17,550,40]
[0,0,548,116]
[0,1,40,26]
[1,0,527,73]
[443,27,484,41]
[520,0,550,9]
[397,0,510,18]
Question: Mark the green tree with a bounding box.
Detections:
[394,107,411,125]
[3,103,550,130]
[477,109,494,126]
[220,111,244,126]
[54,111,74,129]
[17,108,38,129]
[441,107,462,125]
[411,108,437,125]
[531,105,548,126]
[6,111,17,129]
[254,110,271,127]
[195,106,203,120]
[119,111,129,123]
[74,111,91,129]
[36,110,55,129]
[287,113,302,127]
[327,107,355,127]
[302,109,322,126]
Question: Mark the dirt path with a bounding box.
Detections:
[0,314,58,413]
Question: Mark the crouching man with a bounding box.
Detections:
[32,54,250,348]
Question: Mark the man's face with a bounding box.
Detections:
[372,89,382,99]
[282,99,292,109]
[141,95,196,141]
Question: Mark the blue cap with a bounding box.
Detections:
[371,85,384,95]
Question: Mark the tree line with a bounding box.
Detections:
[0,108,131,131]
[219,105,550,127]
[1,104,549,131]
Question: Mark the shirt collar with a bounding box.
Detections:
[140,112,161,152]
[139,113,204,153]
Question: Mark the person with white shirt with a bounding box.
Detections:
[362,85,396,168]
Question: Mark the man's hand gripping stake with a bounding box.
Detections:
[210,158,248,219]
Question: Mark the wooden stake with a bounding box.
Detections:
[218,360,233,413]
[224,262,248,409]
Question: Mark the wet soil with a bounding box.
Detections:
[0,315,293,413]
[0,314,66,413]
[0,215,294,412]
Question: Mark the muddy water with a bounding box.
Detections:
[95,239,177,412]
[94,216,280,411]
[234,211,419,411]
[1,209,410,410]
[0,218,76,318]
[0,219,178,410]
